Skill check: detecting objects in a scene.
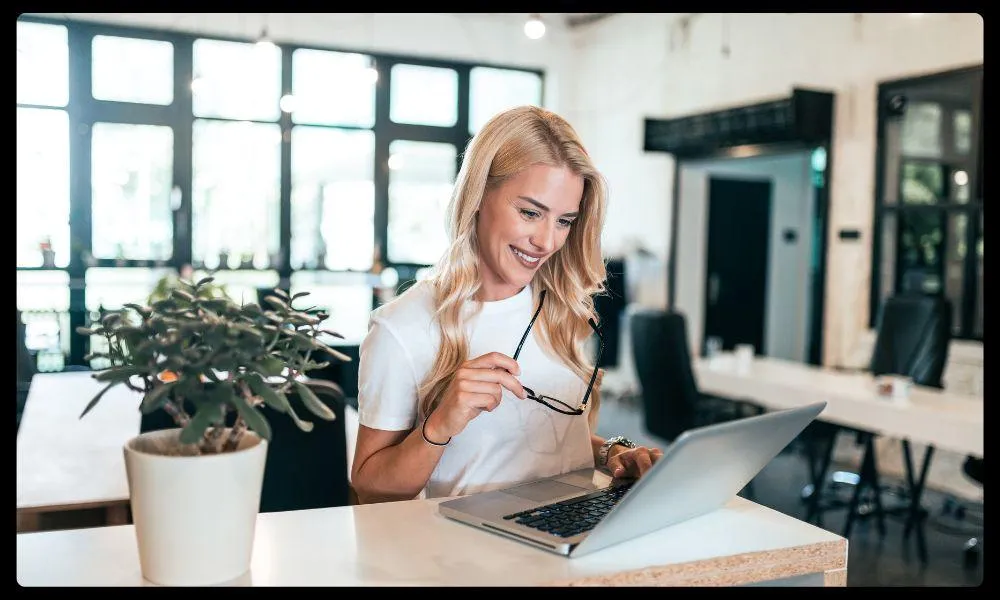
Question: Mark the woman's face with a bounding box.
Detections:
[475,163,584,302]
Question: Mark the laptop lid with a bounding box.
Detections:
[571,401,826,556]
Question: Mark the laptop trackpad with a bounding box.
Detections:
[504,480,586,502]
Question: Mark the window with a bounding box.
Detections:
[291,49,376,127]
[390,64,458,127]
[192,38,281,121]
[17,21,68,107]
[17,107,70,268]
[469,67,543,135]
[91,123,174,260]
[92,36,174,105]
[192,119,282,267]
[872,66,982,340]
[291,127,376,271]
[387,140,457,265]
[15,16,545,368]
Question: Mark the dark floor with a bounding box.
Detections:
[596,395,984,587]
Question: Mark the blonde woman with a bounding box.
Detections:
[351,106,662,504]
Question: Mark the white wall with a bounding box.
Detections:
[675,153,815,362]
[570,12,983,366]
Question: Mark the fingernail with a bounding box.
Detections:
[614,466,624,477]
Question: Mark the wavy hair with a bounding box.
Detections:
[414,105,608,419]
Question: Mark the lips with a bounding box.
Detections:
[510,245,543,268]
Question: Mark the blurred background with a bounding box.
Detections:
[16,13,983,584]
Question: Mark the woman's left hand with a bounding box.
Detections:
[607,445,664,479]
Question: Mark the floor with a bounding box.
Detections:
[595,393,985,587]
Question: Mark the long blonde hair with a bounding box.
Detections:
[416,105,608,418]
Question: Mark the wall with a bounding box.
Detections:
[675,153,815,362]
[569,12,983,366]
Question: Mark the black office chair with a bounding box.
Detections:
[140,381,350,513]
[802,295,951,547]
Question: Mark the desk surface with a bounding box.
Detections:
[17,495,847,586]
[17,372,143,513]
[694,354,983,457]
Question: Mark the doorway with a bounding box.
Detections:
[703,177,772,355]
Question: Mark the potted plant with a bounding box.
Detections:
[76,276,350,586]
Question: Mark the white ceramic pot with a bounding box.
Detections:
[123,428,268,586]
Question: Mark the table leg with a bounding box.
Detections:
[805,426,839,524]
[900,440,934,564]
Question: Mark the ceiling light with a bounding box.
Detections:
[524,14,546,40]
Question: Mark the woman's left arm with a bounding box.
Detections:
[590,434,663,479]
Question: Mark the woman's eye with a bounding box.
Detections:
[557,218,575,228]
[520,209,541,219]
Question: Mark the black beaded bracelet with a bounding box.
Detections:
[421,415,451,446]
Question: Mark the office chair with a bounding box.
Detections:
[140,381,350,513]
[802,295,951,546]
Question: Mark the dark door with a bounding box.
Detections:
[703,177,772,355]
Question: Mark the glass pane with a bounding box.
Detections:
[192,120,281,266]
[207,270,280,307]
[897,209,943,294]
[901,102,942,159]
[192,38,281,121]
[291,49,376,127]
[901,161,945,205]
[85,267,175,310]
[92,35,174,105]
[290,271,374,344]
[944,213,968,335]
[953,110,972,155]
[469,67,543,135]
[878,211,898,307]
[291,127,375,271]
[975,210,982,338]
[17,107,70,268]
[17,21,68,107]
[91,123,174,260]
[390,64,458,127]
[18,271,71,369]
[387,141,457,264]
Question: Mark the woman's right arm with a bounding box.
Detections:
[351,351,527,504]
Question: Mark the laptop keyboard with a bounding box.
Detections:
[502,481,635,538]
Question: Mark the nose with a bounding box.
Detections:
[529,220,557,253]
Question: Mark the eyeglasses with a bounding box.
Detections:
[512,289,603,416]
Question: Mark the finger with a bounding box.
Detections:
[461,368,526,399]
[463,392,503,412]
[467,352,521,375]
[633,450,654,476]
[458,379,504,401]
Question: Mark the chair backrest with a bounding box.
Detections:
[630,309,701,442]
[140,384,349,512]
[869,294,952,388]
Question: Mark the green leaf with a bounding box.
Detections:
[171,289,196,303]
[278,389,313,433]
[179,406,218,445]
[259,356,284,377]
[291,291,310,300]
[195,276,216,288]
[302,378,344,402]
[79,382,117,419]
[320,329,345,339]
[76,326,97,336]
[293,380,336,421]
[140,381,177,414]
[272,288,290,300]
[232,392,273,441]
[244,373,286,413]
[315,343,352,363]
[93,365,148,383]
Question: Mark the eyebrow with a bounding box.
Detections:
[517,196,579,218]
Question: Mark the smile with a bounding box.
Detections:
[510,246,542,268]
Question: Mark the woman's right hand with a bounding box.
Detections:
[422,352,527,444]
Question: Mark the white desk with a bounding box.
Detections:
[693,353,983,561]
[694,354,982,458]
[17,495,847,587]
[16,372,143,531]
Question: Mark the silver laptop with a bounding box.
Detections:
[438,401,825,557]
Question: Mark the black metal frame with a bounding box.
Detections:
[16,15,545,367]
[870,64,983,342]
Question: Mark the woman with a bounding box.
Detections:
[352,105,662,504]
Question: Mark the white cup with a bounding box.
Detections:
[734,344,754,373]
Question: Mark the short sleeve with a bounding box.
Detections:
[356,318,420,431]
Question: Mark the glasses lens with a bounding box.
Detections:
[536,395,583,415]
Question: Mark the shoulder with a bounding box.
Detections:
[367,280,438,349]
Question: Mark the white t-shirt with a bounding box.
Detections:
[356,280,596,498]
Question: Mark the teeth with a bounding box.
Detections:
[512,247,540,263]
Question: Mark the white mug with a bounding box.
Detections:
[734,344,755,372]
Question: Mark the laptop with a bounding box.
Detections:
[438,401,825,557]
